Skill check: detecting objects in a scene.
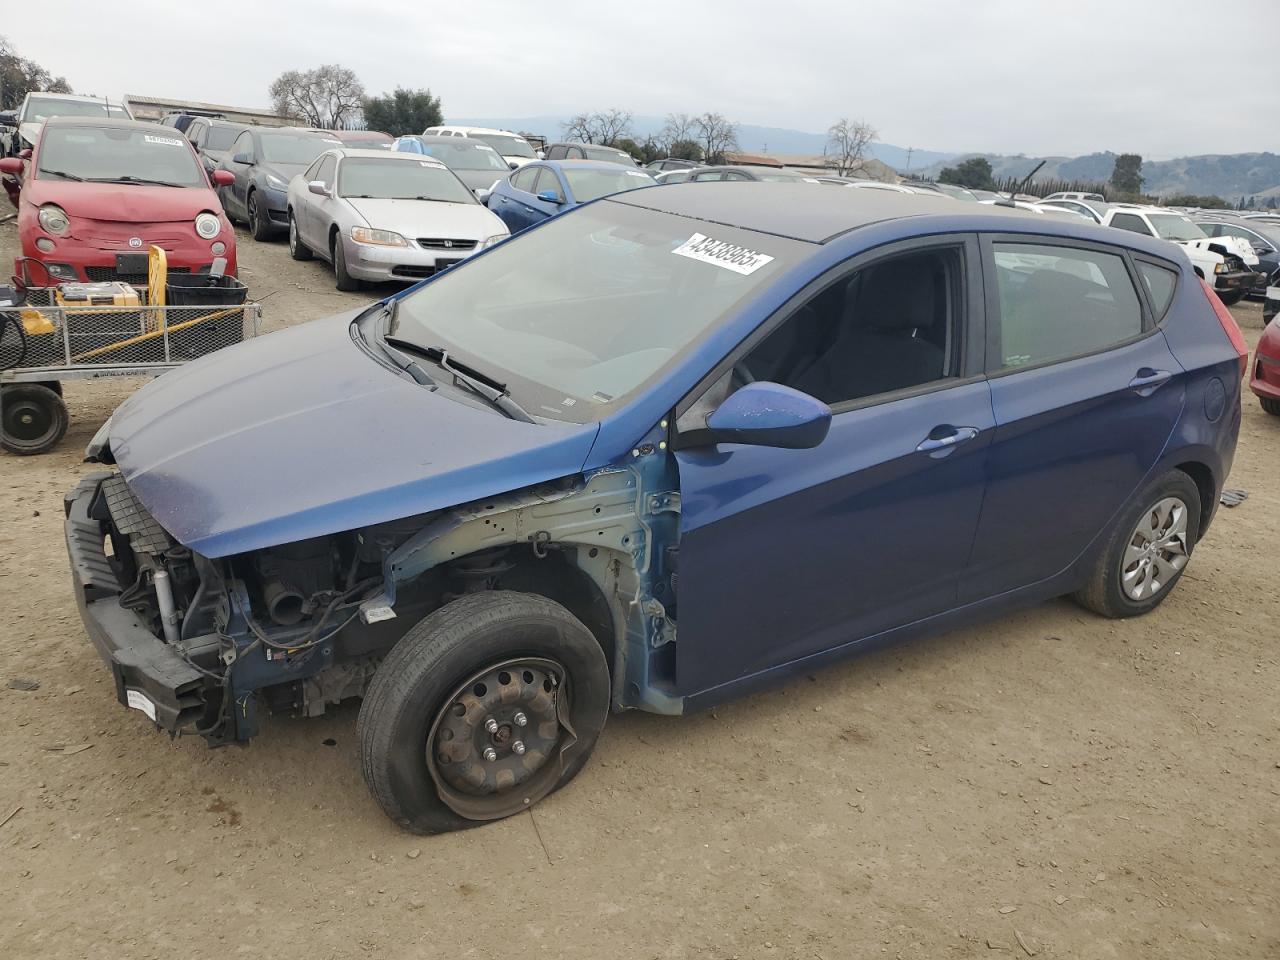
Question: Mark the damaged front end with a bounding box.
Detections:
[65,440,684,745]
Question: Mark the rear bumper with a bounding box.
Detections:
[64,474,209,733]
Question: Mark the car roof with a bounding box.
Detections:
[26,92,125,106]
[42,116,161,132]
[335,147,445,163]
[611,181,1110,244]
[544,159,647,172]
[411,134,499,149]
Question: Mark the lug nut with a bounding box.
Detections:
[513,711,528,727]
[512,740,526,756]
[482,747,498,762]
[484,718,499,734]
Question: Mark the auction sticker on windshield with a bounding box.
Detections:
[673,233,774,276]
[144,135,185,147]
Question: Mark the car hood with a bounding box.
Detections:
[23,179,221,222]
[343,197,506,238]
[107,310,599,558]
[452,168,506,193]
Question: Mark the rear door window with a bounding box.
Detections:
[991,243,1145,369]
[532,167,563,200]
[1109,213,1153,236]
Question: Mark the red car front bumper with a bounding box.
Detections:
[1250,320,1280,402]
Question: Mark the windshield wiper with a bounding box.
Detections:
[90,175,184,188]
[363,300,434,386]
[385,336,535,423]
[40,169,85,181]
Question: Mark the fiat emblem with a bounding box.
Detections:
[128,237,143,248]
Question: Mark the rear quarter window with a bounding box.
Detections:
[1136,261,1178,321]
[992,243,1145,369]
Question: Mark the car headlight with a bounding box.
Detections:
[194,212,221,239]
[264,173,287,190]
[481,234,508,249]
[350,227,407,247]
[1214,262,1227,274]
[37,203,70,236]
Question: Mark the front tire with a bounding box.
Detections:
[1074,470,1201,618]
[288,211,312,261]
[332,234,359,291]
[248,190,272,241]
[1,383,69,455]
[1260,397,1280,416]
[357,592,610,834]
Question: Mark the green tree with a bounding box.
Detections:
[667,138,703,161]
[0,34,71,110]
[1109,153,1144,197]
[362,87,443,136]
[937,157,995,190]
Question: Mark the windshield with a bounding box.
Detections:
[757,170,810,182]
[36,125,205,186]
[338,158,475,203]
[583,146,637,166]
[563,168,654,202]
[420,140,509,172]
[473,133,536,159]
[260,133,338,165]
[389,201,804,421]
[204,126,241,150]
[1148,214,1207,242]
[23,97,127,123]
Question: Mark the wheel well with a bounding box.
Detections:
[1174,461,1216,536]
[329,223,339,251]
[1193,266,1205,279]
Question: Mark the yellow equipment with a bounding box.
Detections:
[53,281,142,309]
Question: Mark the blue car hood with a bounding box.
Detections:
[108,312,599,558]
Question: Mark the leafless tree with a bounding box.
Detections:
[695,113,739,165]
[826,118,878,177]
[561,108,633,145]
[269,64,365,129]
[658,112,696,152]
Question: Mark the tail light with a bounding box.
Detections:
[1199,278,1249,379]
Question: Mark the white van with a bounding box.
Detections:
[422,126,538,169]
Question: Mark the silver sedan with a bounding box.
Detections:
[286,148,510,290]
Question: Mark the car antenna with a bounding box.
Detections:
[997,159,1046,208]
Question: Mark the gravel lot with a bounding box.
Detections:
[1,219,1276,960]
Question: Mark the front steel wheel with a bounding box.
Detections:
[357,592,610,834]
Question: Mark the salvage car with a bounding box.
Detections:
[0,116,236,284]
[422,125,538,169]
[65,185,1244,834]
[215,126,340,240]
[1252,288,1280,415]
[8,92,131,157]
[390,134,512,199]
[286,148,508,289]
[184,118,248,175]
[488,159,655,233]
[1103,206,1257,304]
[542,142,638,166]
[1194,215,1280,297]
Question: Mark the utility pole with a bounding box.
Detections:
[905,147,913,173]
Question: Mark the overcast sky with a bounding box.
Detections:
[5,0,1273,159]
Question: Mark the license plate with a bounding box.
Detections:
[115,252,148,274]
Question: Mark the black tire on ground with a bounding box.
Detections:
[288,210,312,261]
[332,234,359,291]
[1,383,69,455]
[1261,397,1280,416]
[1217,289,1245,306]
[34,380,62,396]
[357,591,610,835]
[248,190,272,242]
[1073,470,1201,619]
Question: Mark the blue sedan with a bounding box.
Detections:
[63,184,1244,834]
[487,158,655,233]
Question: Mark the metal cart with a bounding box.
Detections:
[1,290,262,454]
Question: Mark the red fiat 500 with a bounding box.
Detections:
[0,116,236,285]
[1251,291,1280,415]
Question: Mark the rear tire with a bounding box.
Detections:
[1261,397,1280,416]
[288,211,312,261]
[1073,470,1201,619]
[357,591,610,835]
[332,234,359,291]
[1,383,69,455]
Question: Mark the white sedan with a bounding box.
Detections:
[286,149,510,290]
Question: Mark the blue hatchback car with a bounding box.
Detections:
[487,158,655,233]
[64,184,1244,833]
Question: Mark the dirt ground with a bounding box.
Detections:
[0,218,1276,960]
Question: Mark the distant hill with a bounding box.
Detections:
[451,116,1278,200]
[915,151,1280,202]
[448,114,957,171]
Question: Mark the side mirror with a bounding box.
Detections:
[537,190,564,205]
[18,148,32,160]
[1255,245,1273,256]
[508,161,519,170]
[0,157,23,175]
[703,382,832,450]
[537,150,546,159]
[307,180,329,197]
[232,152,252,165]
[211,169,234,187]
[475,188,491,203]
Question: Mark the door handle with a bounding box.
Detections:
[499,196,508,203]
[1129,368,1173,395]
[916,425,980,456]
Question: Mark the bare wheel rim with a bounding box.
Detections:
[1120,496,1190,601]
[288,215,298,251]
[425,656,575,821]
[249,194,259,231]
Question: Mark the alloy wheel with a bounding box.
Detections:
[1120,496,1190,601]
